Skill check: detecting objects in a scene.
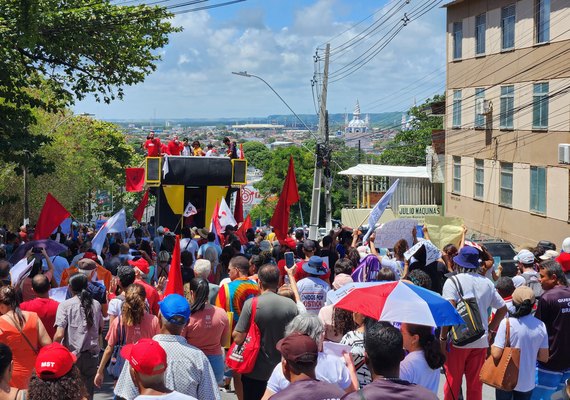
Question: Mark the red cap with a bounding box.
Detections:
[120,339,167,376]
[35,343,77,379]
[82,252,99,262]
[556,252,570,273]
[276,333,318,364]
[128,258,150,275]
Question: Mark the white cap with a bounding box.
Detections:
[562,237,570,253]
[512,275,526,288]
[514,249,535,264]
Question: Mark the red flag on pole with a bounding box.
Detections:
[269,156,300,242]
[132,190,149,223]
[234,188,244,224]
[164,235,184,296]
[35,193,71,240]
[125,168,145,192]
[239,143,244,159]
[236,215,252,245]
[209,201,224,247]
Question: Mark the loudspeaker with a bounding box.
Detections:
[145,157,162,186]
[231,159,247,185]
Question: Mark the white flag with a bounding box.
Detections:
[362,179,400,243]
[91,209,127,254]
[218,198,237,230]
[162,155,169,178]
[10,258,34,287]
[183,201,197,217]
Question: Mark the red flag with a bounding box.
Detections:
[132,190,149,223]
[125,168,145,192]
[35,193,71,240]
[164,235,184,296]
[209,201,224,247]
[269,156,300,242]
[236,215,252,245]
[239,143,244,159]
[234,188,244,224]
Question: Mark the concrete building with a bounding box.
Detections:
[444,0,570,247]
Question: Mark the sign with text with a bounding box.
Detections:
[424,216,464,250]
[398,205,441,223]
[375,218,418,249]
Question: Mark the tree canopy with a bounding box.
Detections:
[378,95,444,166]
[0,0,179,174]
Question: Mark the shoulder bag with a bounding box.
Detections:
[7,314,38,354]
[225,296,260,374]
[479,318,521,391]
[449,275,485,346]
[106,316,127,378]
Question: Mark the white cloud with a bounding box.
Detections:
[76,0,446,119]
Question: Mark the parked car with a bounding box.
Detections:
[474,240,518,277]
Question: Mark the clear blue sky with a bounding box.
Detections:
[75,0,446,120]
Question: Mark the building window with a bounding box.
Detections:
[536,0,550,43]
[452,90,462,128]
[475,13,486,55]
[453,22,462,59]
[500,85,515,129]
[502,5,516,50]
[500,162,513,207]
[474,159,484,200]
[532,82,549,130]
[474,88,486,129]
[453,156,461,194]
[530,166,547,214]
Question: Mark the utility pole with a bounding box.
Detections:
[308,43,329,241]
[324,111,332,231]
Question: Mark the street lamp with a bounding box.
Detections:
[231,71,318,141]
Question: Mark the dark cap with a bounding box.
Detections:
[276,333,318,364]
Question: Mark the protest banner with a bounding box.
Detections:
[398,204,441,223]
[424,216,464,249]
[375,218,418,249]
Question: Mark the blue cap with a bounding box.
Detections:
[159,294,190,324]
[302,256,327,276]
[453,246,480,269]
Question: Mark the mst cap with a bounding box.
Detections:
[82,252,99,262]
[159,294,190,324]
[35,343,76,380]
[277,333,318,364]
[121,338,167,376]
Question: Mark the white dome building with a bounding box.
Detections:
[345,100,369,135]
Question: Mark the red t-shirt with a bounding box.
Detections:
[277,259,331,283]
[20,297,59,338]
[143,139,161,157]
[167,140,184,156]
[161,143,169,155]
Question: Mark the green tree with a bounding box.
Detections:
[0,0,179,174]
[242,141,271,170]
[378,95,444,166]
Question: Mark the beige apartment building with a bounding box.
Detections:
[444,0,570,247]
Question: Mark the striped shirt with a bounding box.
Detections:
[113,334,220,400]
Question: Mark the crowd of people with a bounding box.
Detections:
[0,219,569,400]
[142,132,239,159]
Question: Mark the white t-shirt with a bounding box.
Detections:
[180,238,198,258]
[297,277,329,315]
[442,272,506,348]
[135,391,197,400]
[266,352,351,394]
[400,350,440,394]
[107,297,124,317]
[493,315,548,392]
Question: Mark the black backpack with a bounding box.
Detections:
[449,275,485,347]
